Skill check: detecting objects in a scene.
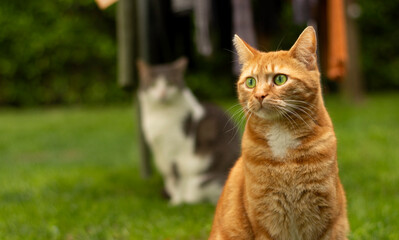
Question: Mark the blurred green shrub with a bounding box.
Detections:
[358,0,399,91]
[0,0,128,106]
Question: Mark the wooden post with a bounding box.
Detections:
[117,0,135,89]
[136,0,153,178]
[118,0,152,178]
[341,0,364,103]
[136,95,152,178]
[137,0,150,62]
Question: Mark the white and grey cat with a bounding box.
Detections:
[137,57,240,205]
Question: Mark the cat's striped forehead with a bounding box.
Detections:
[244,62,291,79]
[249,63,280,74]
[243,51,292,76]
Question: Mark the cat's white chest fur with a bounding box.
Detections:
[266,124,300,158]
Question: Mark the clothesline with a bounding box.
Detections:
[94,0,347,81]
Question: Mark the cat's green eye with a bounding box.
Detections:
[246,77,256,88]
[274,74,287,86]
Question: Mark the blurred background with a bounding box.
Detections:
[0,0,398,239]
[1,0,398,106]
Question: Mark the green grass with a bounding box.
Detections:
[1,94,399,239]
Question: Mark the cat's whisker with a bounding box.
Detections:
[244,111,254,129]
[283,101,312,113]
[240,108,250,126]
[225,103,244,116]
[227,108,247,144]
[275,35,286,51]
[268,99,315,119]
[289,103,314,112]
[247,101,260,113]
[230,107,246,121]
[288,105,316,117]
[266,99,286,108]
[224,105,245,131]
[281,100,315,116]
[294,105,316,122]
[282,111,297,130]
[279,109,296,129]
[225,102,243,113]
[273,106,287,123]
[225,109,245,133]
[226,105,249,140]
[280,105,313,130]
[284,99,316,109]
[224,48,239,56]
[274,105,298,129]
[284,102,316,123]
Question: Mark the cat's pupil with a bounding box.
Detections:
[246,77,256,88]
[274,74,287,85]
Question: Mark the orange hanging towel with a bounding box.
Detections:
[327,0,348,80]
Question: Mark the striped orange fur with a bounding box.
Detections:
[209,27,349,240]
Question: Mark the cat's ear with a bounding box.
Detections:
[233,35,258,64]
[137,59,150,76]
[289,26,317,70]
[173,57,188,71]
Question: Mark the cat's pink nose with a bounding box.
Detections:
[255,94,268,103]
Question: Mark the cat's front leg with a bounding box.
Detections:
[165,175,183,205]
[320,218,349,240]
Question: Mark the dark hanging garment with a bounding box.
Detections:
[292,0,313,24]
[231,0,257,75]
[194,0,213,56]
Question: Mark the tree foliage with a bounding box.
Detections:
[0,0,127,106]
[358,0,399,90]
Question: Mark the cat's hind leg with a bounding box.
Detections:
[181,175,220,204]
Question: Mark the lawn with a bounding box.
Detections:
[0,94,398,239]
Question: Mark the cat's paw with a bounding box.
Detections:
[169,198,183,206]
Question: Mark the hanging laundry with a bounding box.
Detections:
[327,0,347,80]
[231,0,257,75]
[292,0,318,25]
[171,0,193,13]
[194,0,213,56]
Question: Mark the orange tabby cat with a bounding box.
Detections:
[209,27,349,240]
